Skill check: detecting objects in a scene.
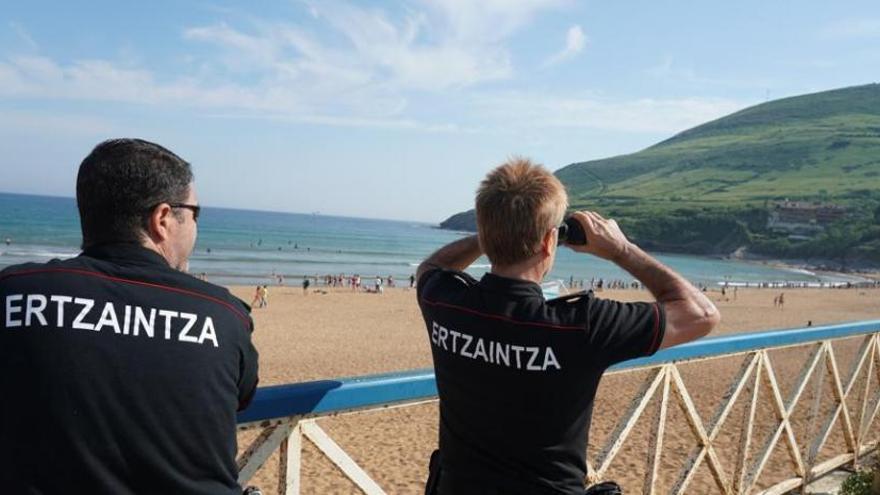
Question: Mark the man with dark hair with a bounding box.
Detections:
[0,138,259,495]
[417,158,719,494]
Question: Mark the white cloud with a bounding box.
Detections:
[0,55,440,130]
[179,1,571,94]
[304,2,512,90]
[0,1,576,129]
[187,0,572,93]
[472,91,750,134]
[419,0,569,44]
[8,21,38,50]
[0,53,748,137]
[184,23,280,71]
[206,111,472,133]
[0,1,746,139]
[820,18,880,39]
[646,55,776,90]
[543,25,586,67]
[0,109,115,136]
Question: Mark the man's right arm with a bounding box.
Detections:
[416,235,482,286]
[568,211,720,349]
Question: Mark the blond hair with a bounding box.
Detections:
[475,158,568,266]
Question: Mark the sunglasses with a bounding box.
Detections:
[168,203,201,222]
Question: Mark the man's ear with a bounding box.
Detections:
[146,204,173,243]
[541,228,557,257]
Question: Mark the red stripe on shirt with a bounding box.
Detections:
[420,297,584,332]
[0,267,250,327]
[647,303,662,353]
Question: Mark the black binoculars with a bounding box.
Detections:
[557,216,587,245]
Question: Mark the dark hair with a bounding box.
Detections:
[77,138,194,248]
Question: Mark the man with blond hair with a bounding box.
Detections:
[417,158,720,494]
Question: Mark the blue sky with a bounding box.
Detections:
[1,1,878,222]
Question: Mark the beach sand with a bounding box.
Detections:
[231,285,880,493]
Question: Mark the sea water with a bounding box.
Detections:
[0,192,863,287]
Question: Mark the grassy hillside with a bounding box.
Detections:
[557,84,880,211]
[444,84,880,267]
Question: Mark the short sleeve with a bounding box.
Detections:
[236,312,260,411]
[584,297,665,366]
[416,266,443,297]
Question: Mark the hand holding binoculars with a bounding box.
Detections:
[557,216,587,246]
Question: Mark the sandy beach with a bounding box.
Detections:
[233,284,880,493]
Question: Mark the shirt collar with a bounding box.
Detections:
[479,272,544,299]
[81,242,170,268]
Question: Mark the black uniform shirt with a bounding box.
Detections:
[417,269,665,495]
[0,243,259,495]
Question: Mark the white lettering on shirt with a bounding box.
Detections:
[510,345,524,369]
[50,295,72,327]
[429,320,562,371]
[5,294,23,327]
[3,292,222,347]
[473,338,488,362]
[25,295,48,327]
[72,298,95,330]
[459,333,474,358]
[525,346,541,371]
[122,304,131,335]
[543,347,561,370]
[449,330,460,353]
[134,307,155,337]
[178,312,199,343]
[198,317,219,347]
[159,310,178,339]
[94,302,121,334]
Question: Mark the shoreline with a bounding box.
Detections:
[729,257,880,283]
[3,240,878,286]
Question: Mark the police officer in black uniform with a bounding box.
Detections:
[0,139,259,494]
[417,158,720,494]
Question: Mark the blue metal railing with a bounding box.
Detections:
[237,319,880,424]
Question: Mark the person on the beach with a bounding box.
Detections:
[251,284,262,308]
[259,284,269,307]
[375,275,383,294]
[0,138,259,494]
[303,276,310,294]
[416,158,719,495]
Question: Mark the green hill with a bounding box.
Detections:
[442,84,880,268]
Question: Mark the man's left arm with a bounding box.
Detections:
[416,235,482,286]
[236,316,260,411]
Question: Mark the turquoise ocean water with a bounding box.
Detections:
[0,192,865,287]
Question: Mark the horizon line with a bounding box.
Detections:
[0,190,444,226]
